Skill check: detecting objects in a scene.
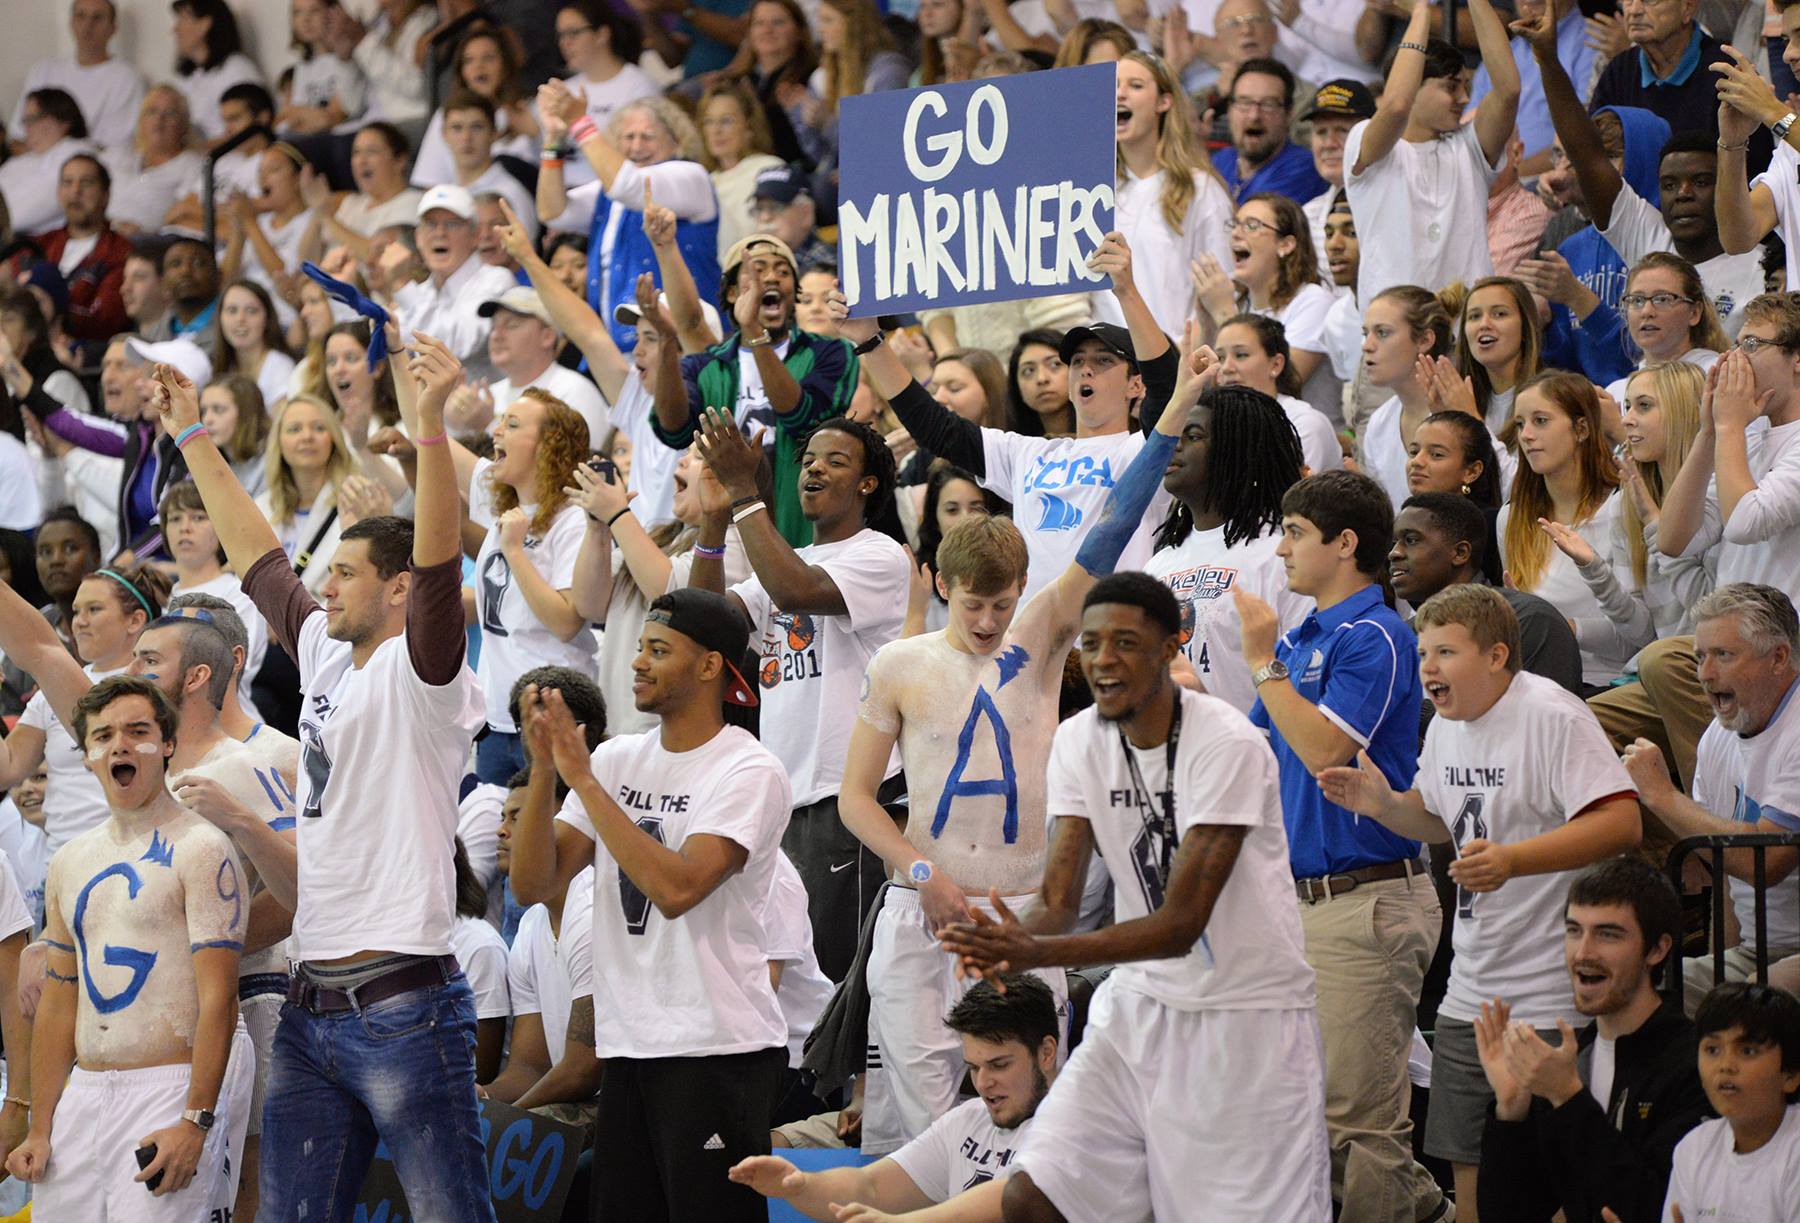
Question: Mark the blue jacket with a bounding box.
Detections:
[1214,140,1328,205]
[1541,106,1668,384]
[585,191,721,353]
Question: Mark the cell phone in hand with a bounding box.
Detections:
[587,456,619,485]
[136,1142,163,1192]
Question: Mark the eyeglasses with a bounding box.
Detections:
[1228,216,1280,236]
[1229,97,1288,115]
[1738,334,1785,354]
[556,24,593,40]
[1220,13,1273,28]
[1620,292,1694,310]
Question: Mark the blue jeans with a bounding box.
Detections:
[261,971,497,1223]
[475,728,526,786]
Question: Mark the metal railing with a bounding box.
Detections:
[1663,833,1800,1003]
[201,124,273,250]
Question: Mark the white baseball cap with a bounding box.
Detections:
[125,336,212,389]
[416,184,476,223]
[614,293,723,340]
[478,286,553,327]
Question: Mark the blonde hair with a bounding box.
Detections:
[697,79,774,171]
[264,394,355,527]
[1502,371,1620,592]
[1054,18,1134,68]
[1414,583,1521,674]
[817,0,893,116]
[135,84,194,158]
[1619,361,1703,586]
[1117,51,1228,235]
[610,97,705,163]
[1628,253,1729,358]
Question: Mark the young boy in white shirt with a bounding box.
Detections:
[1319,583,1642,1215]
[1345,0,1518,303]
[1663,982,1800,1222]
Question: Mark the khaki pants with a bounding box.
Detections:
[1301,874,1446,1223]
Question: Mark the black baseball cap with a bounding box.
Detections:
[645,589,758,706]
[1059,322,1138,369]
[752,164,810,206]
[1303,79,1377,123]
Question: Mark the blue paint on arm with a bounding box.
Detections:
[993,646,1030,690]
[216,858,242,932]
[1073,430,1178,577]
[191,939,244,952]
[269,816,297,833]
[42,939,73,953]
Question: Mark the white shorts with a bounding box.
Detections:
[35,1022,255,1223]
[1015,981,1331,1223]
[862,886,1068,1155]
[240,982,286,1139]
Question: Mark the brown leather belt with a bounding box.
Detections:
[1295,857,1425,903]
[286,954,461,1014]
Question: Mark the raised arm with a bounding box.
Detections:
[534,85,574,225]
[1351,3,1432,176]
[1516,1,1619,226]
[643,183,719,354]
[1468,0,1519,166]
[830,294,989,475]
[509,690,601,905]
[150,365,284,574]
[1657,365,1717,556]
[0,581,91,732]
[404,333,470,570]
[695,409,847,615]
[498,199,630,403]
[1713,49,1782,255]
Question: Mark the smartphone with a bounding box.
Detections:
[586,456,618,485]
[136,1142,163,1192]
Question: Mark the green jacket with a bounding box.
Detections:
[656,328,859,546]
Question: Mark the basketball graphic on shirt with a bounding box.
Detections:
[775,612,817,652]
[1177,597,1196,647]
[760,655,781,688]
[759,612,821,689]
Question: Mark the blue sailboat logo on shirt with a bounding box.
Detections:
[1035,493,1083,533]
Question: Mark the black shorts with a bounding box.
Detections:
[590,1045,787,1223]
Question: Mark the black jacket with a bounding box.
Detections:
[1478,997,1710,1222]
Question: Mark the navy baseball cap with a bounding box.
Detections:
[752,164,810,205]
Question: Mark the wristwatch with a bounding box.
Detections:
[1251,658,1290,688]
[1775,111,1798,143]
[181,1108,215,1132]
[852,332,885,356]
[908,860,934,885]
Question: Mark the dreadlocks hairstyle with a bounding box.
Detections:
[807,416,898,528]
[1153,385,1304,551]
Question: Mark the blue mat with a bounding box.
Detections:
[767,1147,878,1222]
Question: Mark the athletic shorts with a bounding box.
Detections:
[34,1021,254,1222]
[1424,1016,1559,1165]
[1014,981,1330,1223]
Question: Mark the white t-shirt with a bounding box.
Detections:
[393,257,521,362]
[173,571,268,717]
[456,161,540,241]
[334,189,425,238]
[1045,688,1315,1011]
[450,914,512,1020]
[1270,283,1343,422]
[555,725,791,1059]
[553,64,662,187]
[0,800,48,926]
[252,350,298,416]
[1753,141,1800,291]
[0,849,33,947]
[507,866,594,1062]
[20,663,125,855]
[732,528,909,806]
[980,430,1171,602]
[1278,393,1344,478]
[1598,182,1763,338]
[469,459,596,732]
[1346,120,1499,304]
[170,732,301,978]
[457,782,505,929]
[177,53,265,141]
[245,212,309,330]
[1145,524,1313,716]
[102,148,206,234]
[0,136,94,235]
[760,854,834,1068]
[289,604,486,961]
[490,364,611,451]
[1497,494,1647,687]
[0,432,43,531]
[283,53,367,129]
[890,1097,1034,1201]
[1093,167,1235,340]
[8,57,146,151]
[734,340,787,442]
[1691,678,1800,955]
[1418,671,1637,1027]
[614,370,678,530]
[1664,1105,1800,1221]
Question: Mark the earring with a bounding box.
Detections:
[1460,483,1470,495]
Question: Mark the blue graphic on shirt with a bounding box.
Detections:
[620,817,666,936]
[1034,494,1083,533]
[72,863,157,1014]
[931,687,1019,844]
[139,829,174,868]
[1023,454,1117,534]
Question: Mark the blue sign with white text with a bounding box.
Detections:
[836,63,1117,317]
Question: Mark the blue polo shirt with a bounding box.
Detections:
[1213,140,1329,205]
[1251,583,1423,878]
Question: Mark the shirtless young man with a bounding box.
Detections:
[6,675,254,1220]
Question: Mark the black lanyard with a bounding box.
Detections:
[1118,690,1183,890]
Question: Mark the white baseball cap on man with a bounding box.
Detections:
[416,184,476,222]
